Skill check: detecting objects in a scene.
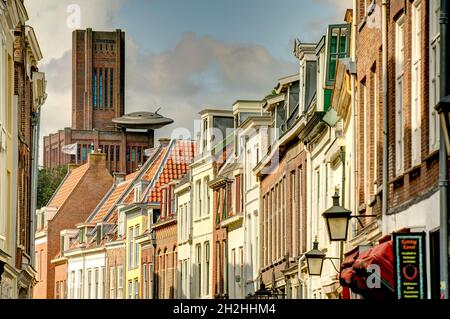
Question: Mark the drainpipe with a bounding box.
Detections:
[381,0,389,235]
[351,0,358,239]
[340,147,346,267]
[30,89,47,269]
[439,0,449,300]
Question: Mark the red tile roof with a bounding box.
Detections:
[147,140,196,203]
[47,164,89,209]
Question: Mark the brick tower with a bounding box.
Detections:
[72,29,125,131]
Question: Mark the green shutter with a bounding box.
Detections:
[324,89,333,111]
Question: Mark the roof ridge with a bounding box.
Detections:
[141,139,177,200]
[45,167,72,207]
[102,144,164,223]
[45,164,88,208]
[48,164,90,221]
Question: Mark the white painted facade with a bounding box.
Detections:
[189,109,233,299]
[239,115,271,297]
[0,0,18,299]
[175,179,192,299]
[66,250,106,299]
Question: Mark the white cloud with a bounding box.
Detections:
[26,1,297,157]
[25,0,127,64]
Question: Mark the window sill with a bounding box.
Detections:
[391,174,404,189]
[425,149,439,166]
[406,164,421,181]
[193,215,210,223]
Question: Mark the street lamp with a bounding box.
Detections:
[436,95,450,154]
[305,238,326,276]
[322,191,352,241]
[322,191,377,242]
[305,237,340,276]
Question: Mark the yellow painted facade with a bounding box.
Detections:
[125,213,143,299]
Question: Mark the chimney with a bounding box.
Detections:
[87,152,107,169]
[113,172,126,184]
[158,138,171,147]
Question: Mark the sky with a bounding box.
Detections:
[24,0,352,147]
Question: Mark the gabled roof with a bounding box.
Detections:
[47,164,89,209]
[146,140,197,203]
[88,179,133,225]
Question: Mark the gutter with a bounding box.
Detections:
[30,83,47,270]
[381,0,389,235]
[439,0,449,300]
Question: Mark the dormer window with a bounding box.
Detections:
[326,24,350,87]
[118,209,125,237]
[96,224,103,245]
[134,185,141,203]
[79,228,85,244]
[60,235,65,252]
[202,118,209,151]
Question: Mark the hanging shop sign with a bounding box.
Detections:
[393,232,427,299]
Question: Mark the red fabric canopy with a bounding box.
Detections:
[340,240,395,299]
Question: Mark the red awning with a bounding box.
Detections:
[340,240,395,299]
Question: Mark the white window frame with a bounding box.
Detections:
[411,0,422,167]
[429,0,441,152]
[117,266,124,299]
[110,267,116,299]
[134,225,140,268]
[395,15,405,176]
[196,180,202,218]
[128,227,134,269]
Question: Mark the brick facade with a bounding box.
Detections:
[106,244,125,299]
[34,153,113,298]
[153,219,177,299]
[259,142,307,287]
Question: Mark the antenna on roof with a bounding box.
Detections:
[155,107,161,114]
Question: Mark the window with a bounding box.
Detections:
[170,186,176,215]
[202,118,208,151]
[205,242,210,295]
[110,69,114,108]
[326,24,350,86]
[117,266,124,298]
[110,267,116,299]
[411,1,422,166]
[78,269,83,299]
[204,178,210,216]
[93,68,97,108]
[99,68,103,110]
[196,180,202,218]
[118,210,125,237]
[128,280,132,299]
[87,269,92,299]
[134,279,139,299]
[373,69,378,192]
[104,67,108,109]
[430,0,441,151]
[128,227,134,269]
[362,81,368,197]
[196,244,202,298]
[395,15,405,175]
[56,281,60,299]
[291,171,297,255]
[94,268,99,299]
[143,264,147,299]
[134,226,140,268]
